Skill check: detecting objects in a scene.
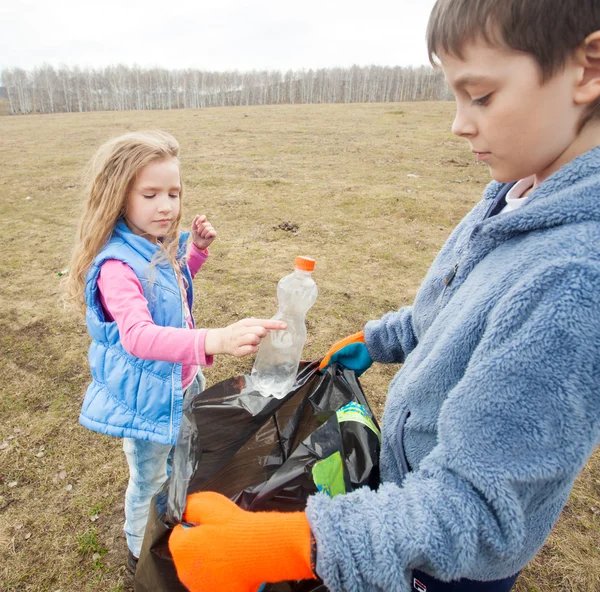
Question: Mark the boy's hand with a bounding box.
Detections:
[318,330,373,376]
[191,214,217,250]
[169,491,315,592]
[205,318,287,357]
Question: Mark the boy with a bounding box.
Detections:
[168,1,600,591]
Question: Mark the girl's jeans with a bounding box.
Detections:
[123,372,204,557]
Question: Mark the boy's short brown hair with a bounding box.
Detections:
[427,0,600,123]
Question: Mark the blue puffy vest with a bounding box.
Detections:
[79,220,194,445]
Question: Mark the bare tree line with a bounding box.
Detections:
[1,63,451,115]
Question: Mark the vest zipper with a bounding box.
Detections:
[169,264,186,443]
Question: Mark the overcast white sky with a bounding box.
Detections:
[0,0,437,73]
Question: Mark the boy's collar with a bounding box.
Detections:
[483,144,600,202]
[532,144,600,198]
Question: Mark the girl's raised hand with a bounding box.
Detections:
[205,318,287,357]
[191,214,217,251]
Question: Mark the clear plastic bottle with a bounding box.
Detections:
[251,256,318,398]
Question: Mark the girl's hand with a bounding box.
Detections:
[191,215,217,251]
[205,318,287,357]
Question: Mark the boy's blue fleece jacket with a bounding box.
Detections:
[306,146,600,591]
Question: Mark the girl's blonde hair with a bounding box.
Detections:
[65,130,184,314]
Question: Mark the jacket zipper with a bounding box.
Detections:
[444,263,459,287]
[169,264,186,443]
[443,192,502,292]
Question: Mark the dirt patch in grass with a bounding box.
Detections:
[0,102,598,591]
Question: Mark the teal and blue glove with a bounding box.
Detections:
[318,330,373,376]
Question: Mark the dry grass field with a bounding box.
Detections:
[0,102,598,591]
[0,99,10,116]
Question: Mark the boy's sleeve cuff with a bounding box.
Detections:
[310,531,318,575]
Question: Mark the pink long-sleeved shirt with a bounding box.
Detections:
[97,243,213,390]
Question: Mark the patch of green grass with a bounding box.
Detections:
[263,178,290,186]
[77,528,106,558]
[87,503,104,517]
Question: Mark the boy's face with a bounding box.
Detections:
[441,39,583,184]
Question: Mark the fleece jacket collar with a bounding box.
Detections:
[482,145,600,237]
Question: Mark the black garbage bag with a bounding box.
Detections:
[134,362,381,592]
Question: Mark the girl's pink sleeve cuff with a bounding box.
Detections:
[188,244,209,279]
[195,328,214,367]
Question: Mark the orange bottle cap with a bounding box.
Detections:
[294,256,316,272]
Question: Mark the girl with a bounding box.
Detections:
[64,130,285,572]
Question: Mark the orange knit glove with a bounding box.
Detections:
[169,491,316,592]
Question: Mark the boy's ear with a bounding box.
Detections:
[573,31,600,105]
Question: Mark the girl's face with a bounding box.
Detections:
[125,157,181,243]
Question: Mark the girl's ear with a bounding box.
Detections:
[573,31,600,105]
